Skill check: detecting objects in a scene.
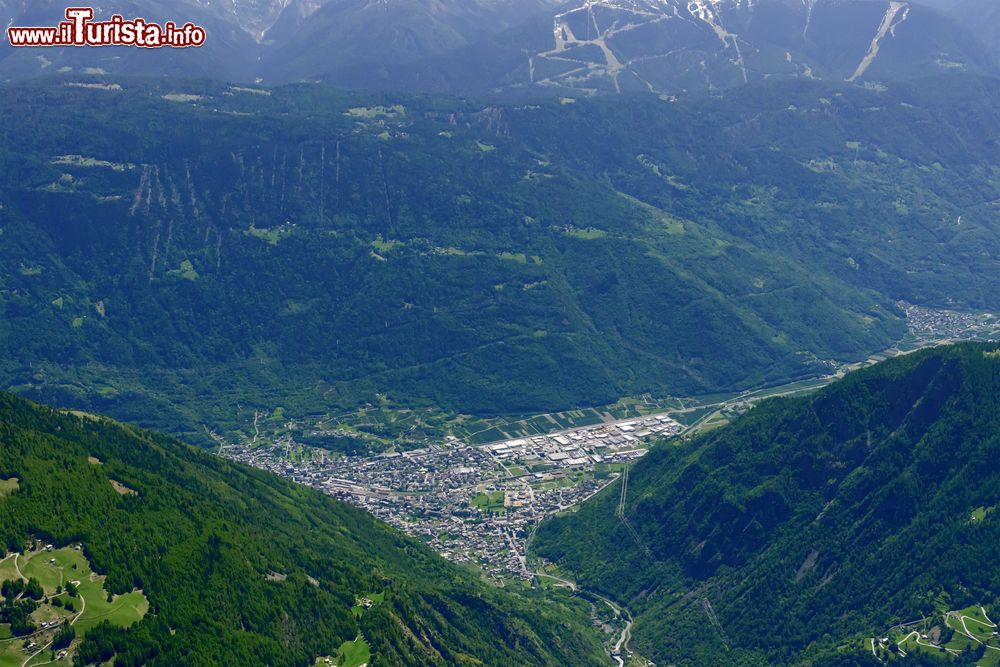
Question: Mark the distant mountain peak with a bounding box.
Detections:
[190,0,322,41]
[0,0,993,91]
[523,0,989,95]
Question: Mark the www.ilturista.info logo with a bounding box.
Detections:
[7,7,206,48]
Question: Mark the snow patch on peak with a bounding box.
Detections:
[191,0,320,41]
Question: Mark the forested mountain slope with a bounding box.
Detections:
[951,0,1000,62]
[533,343,1000,665]
[2,77,1000,444]
[0,391,607,665]
[508,75,1000,313]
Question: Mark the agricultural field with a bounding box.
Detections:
[333,635,371,667]
[0,557,19,585]
[316,635,371,667]
[0,543,148,667]
[314,592,384,667]
[0,479,17,498]
[867,603,999,665]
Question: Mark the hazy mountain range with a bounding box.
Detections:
[2,2,1000,666]
[6,75,1000,443]
[1,0,997,94]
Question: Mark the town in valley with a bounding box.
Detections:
[221,302,1000,580]
[224,415,681,580]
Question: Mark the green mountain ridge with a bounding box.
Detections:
[532,342,1000,665]
[0,391,607,666]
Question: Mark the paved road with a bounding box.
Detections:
[611,617,633,667]
[19,579,86,667]
[524,570,637,667]
[524,570,576,592]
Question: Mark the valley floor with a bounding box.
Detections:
[220,302,1000,665]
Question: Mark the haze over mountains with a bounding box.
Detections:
[2,0,1000,665]
[5,75,1000,445]
[2,0,998,94]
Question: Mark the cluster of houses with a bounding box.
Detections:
[899,301,999,339]
[225,412,684,579]
[487,415,682,469]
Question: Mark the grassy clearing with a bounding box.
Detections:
[347,104,405,119]
[66,82,122,91]
[470,492,505,514]
[564,227,607,240]
[109,480,137,496]
[979,649,1000,667]
[1,546,148,665]
[51,155,135,171]
[24,652,73,667]
[166,259,199,281]
[498,252,528,264]
[0,479,17,498]
[371,237,403,253]
[73,575,147,634]
[161,93,202,102]
[230,86,270,96]
[0,555,21,584]
[20,550,75,591]
[350,591,385,620]
[691,413,731,434]
[0,641,27,667]
[954,606,997,643]
[434,246,485,258]
[897,632,951,659]
[329,635,370,667]
[245,225,294,245]
[23,547,147,632]
[868,604,999,665]
[635,155,690,192]
[944,614,978,651]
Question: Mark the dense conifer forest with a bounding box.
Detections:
[535,343,1000,665]
[0,392,606,665]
